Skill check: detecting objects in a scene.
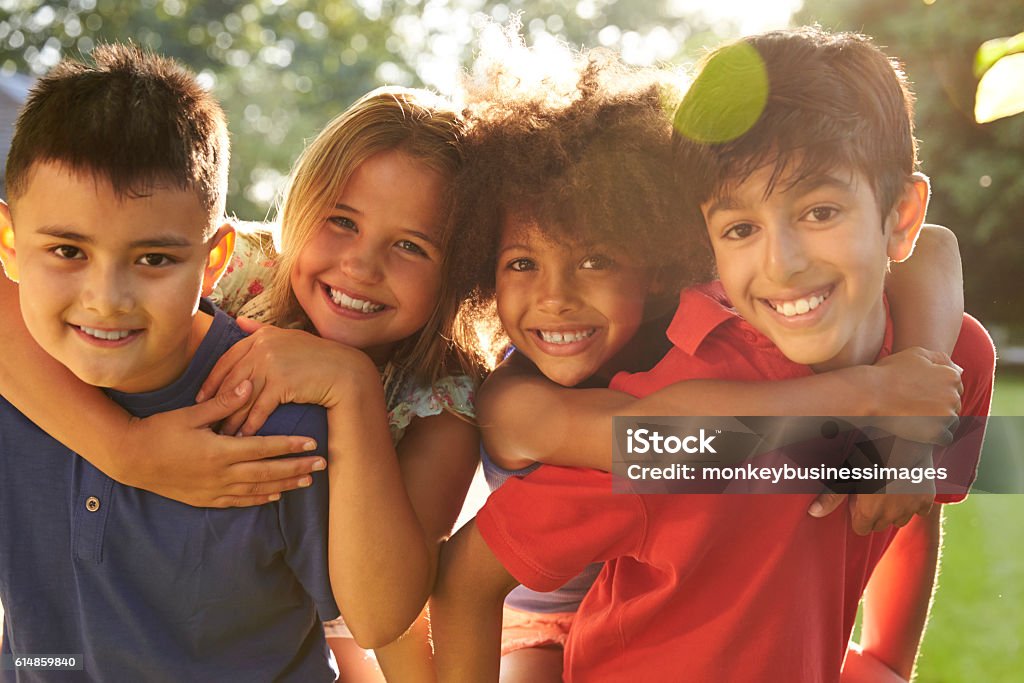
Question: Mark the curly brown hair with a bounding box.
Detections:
[452,43,713,364]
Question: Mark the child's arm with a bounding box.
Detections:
[327,385,479,647]
[888,224,963,359]
[433,519,519,683]
[374,609,436,683]
[845,506,943,681]
[480,347,960,472]
[0,275,321,506]
[198,322,479,647]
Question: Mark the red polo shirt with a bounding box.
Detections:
[476,282,994,683]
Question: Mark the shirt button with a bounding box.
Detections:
[85,496,101,513]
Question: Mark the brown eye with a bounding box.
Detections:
[508,258,535,272]
[580,255,614,270]
[808,207,838,222]
[137,254,175,267]
[52,245,84,259]
[723,223,756,240]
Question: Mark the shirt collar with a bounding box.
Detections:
[666,281,741,356]
[667,281,894,362]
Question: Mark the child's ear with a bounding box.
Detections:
[886,173,930,263]
[201,222,236,296]
[0,201,19,282]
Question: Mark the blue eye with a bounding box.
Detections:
[328,216,357,231]
[397,240,428,257]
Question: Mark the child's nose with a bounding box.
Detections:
[536,269,581,314]
[338,243,383,284]
[763,226,810,283]
[82,265,134,316]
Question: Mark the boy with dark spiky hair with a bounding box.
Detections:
[0,45,339,680]
[436,27,993,683]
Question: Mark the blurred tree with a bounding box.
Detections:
[0,0,728,221]
[797,0,1024,331]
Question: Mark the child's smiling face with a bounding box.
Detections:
[289,150,446,365]
[0,161,230,393]
[702,163,925,372]
[495,217,653,387]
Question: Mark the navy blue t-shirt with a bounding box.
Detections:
[0,301,340,682]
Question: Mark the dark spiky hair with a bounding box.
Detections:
[5,43,229,225]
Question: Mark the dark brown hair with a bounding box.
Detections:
[5,43,229,224]
[456,47,713,333]
[673,26,918,228]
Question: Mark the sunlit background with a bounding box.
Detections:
[1,1,1022,680]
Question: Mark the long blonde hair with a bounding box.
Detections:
[267,87,479,401]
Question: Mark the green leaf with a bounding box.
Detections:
[974,52,1024,123]
[974,31,1024,79]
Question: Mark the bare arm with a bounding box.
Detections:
[480,349,959,472]
[326,373,479,648]
[373,609,436,683]
[0,276,325,506]
[887,224,963,355]
[433,520,518,683]
[854,506,942,679]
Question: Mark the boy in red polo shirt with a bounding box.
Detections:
[435,27,994,682]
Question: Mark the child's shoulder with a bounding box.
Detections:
[388,374,477,443]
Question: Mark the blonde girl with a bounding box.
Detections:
[0,87,483,682]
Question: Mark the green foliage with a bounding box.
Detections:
[974,30,1024,78]
[674,41,767,144]
[974,33,1024,124]
[0,0,728,221]
[797,0,1024,331]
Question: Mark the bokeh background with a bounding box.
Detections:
[1,1,1022,680]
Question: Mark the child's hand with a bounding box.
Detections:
[869,347,963,445]
[810,438,936,534]
[119,380,325,507]
[810,491,934,535]
[841,644,909,683]
[196,320,379,436]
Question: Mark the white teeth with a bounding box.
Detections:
[80,326,133,341]
[538,329,596,344]
[772,293,827,318]
[328,288,385,313]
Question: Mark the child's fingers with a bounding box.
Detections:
[215,433,319,467]
[238,393,282,437]
[209,494,283,508]
[186,380,253,427]
[211,362,265,434]
[196,335,258,402]
[235,315,266,333]
[220,473,316,498]
[808,492,847,518]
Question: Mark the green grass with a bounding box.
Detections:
[911,371,1024,681]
